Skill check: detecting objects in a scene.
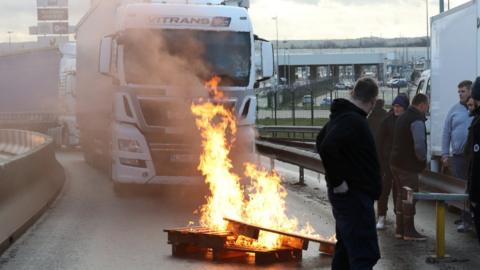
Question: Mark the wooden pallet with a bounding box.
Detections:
[224,217,336,255]
[164,226,302,264]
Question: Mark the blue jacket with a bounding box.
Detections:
[442,103,472,156]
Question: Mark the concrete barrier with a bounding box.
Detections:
[0,129,65,254]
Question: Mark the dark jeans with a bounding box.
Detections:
[377,166,397,217]
[450,154,468,181]
[391,166,419,215]
[328,189,380,270]
[472,203,480,244]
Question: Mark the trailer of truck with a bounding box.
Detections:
[416,0,479,170]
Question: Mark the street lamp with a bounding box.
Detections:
[272,16,279,88]
[272,16,279,125]
[7,31,13,50]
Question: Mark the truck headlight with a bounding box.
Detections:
[118,139,143,153]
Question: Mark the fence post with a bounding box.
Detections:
[310,87,314,126]
[292,89,296,126]
[274,91,278,125]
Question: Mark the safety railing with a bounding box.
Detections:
[256,125,323,141]
[255,139,466,195]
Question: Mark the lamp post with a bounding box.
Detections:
[7,31,13,51]
[272,16,279,125]
[426,0,430,67]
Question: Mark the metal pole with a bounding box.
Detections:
[274,91,277,125]
[273,17,279,90]
[310,87,314,126]
[436,201,446,258]
[298,167,305,185]
[426,0,430,66]
[292,89,295,126]
[439,0,444,13]
[7,31,12,50]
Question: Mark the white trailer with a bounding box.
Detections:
[76,0,273,187]
[417,0,479,170]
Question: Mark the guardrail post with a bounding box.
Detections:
[270,158,275,171]
[295,166,306,186]
[436,201,446,258]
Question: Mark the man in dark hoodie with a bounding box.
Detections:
[466,77,480,244]
[390,93,429,241]
[316,77,381,270]
[375,95,410,230]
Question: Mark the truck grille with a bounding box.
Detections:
[148,143,201,177]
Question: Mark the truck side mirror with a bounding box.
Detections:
[254,38,274,82]
[99,37,113,75]
[261,41,274,78]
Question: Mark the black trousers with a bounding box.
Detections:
[328,189,381,270]
[472,203,480,244]
[377,166,397,216]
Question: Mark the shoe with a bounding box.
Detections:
[457,223,472,233]
[376,216,386,230]
[395,214,403,239]
[403,215,427,241]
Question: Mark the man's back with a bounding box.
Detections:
[317,98,382,200]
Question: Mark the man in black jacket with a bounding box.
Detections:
[368,99,387,136]
[375,95,409,230]
[466,77,480,244]
[390,94,429,241]
[316,77,381,270]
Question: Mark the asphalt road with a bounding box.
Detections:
[1,152,479,270]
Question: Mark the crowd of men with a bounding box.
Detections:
[316,77,480,270]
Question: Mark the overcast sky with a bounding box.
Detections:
[0,0,471,43]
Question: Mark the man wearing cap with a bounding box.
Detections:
[390,93,430,241]
[375,95,409,230]
[466,77,480,244]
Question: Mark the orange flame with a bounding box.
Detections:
[205,75,223,99]
[191,76,320,249]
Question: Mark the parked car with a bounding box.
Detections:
[321,97,332,105]
[302,95,312,106]
[335,82,346,90]
[344,81,354,89]
[391,78,408,88]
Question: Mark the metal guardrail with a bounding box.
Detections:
[255,139,466,197]
[0,112,58,124]
[0,129,65,254]
[256,125,323,141]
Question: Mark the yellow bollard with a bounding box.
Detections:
[436,201,446,258]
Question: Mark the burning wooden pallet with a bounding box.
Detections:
[164,219,335,264]
[225,218,336,255]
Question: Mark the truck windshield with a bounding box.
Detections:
[122,29,251,87]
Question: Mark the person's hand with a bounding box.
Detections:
[441,156,449,167]
[334,181,349,194]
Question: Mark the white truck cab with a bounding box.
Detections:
[76,0,273,186]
